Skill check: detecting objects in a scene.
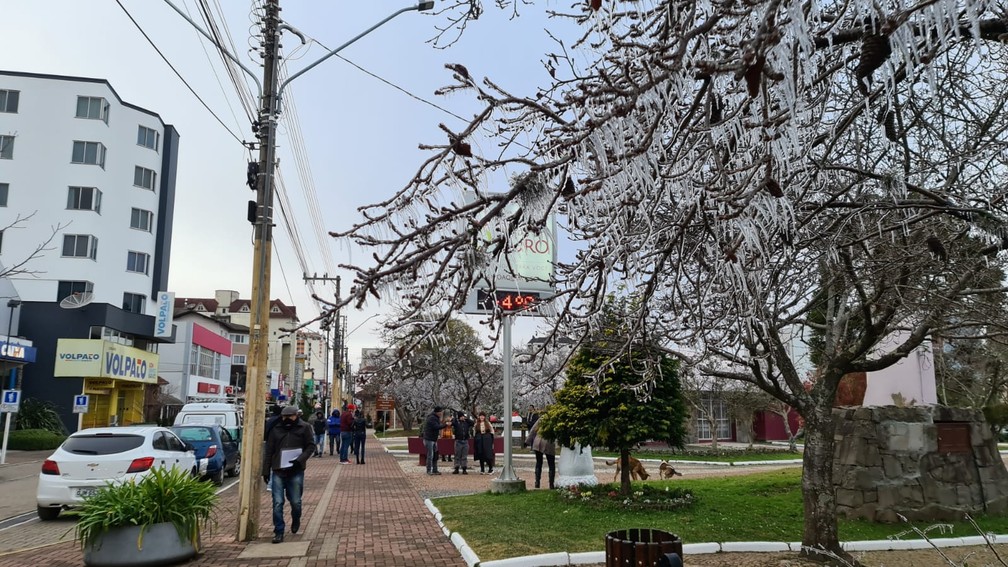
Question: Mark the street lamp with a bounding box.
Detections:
[163,0,434,542]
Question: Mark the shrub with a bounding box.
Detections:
[15,398,67,435]
[555,482,696,511]
[74,466,217,550]
[6,428,65,450]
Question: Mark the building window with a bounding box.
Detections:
[232,354,246,365]
[130,208,153,231]
[0,90,18,113]
[56,280,94,301]
[230,334,248,344]
[0,135,13,160]
[296,339,305,356]
[122,292,146,314]
[76,96,109,123]
[67,186,102,213]
[126,251,149,274]
[0,183,8,207]
[62,234,98,259]
[71,141,106,168]
[189,344,221,380]
[133,166,156,190]
[137,126,159,151]
[695,395,731,441]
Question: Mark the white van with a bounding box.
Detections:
[173,402,244,445]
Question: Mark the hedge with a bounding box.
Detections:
[6,428,66,451]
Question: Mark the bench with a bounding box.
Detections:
[406,436,504,466]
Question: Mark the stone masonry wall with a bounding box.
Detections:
[833,405,1008,522]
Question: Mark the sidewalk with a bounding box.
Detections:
[0,435,465,567]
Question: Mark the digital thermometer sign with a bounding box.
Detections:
[475,289,544,313]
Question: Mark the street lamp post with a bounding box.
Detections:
[162,0,434,542]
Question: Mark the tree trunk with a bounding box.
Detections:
[800,408,842,558]
[620,449,631,496]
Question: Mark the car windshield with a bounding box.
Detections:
[62,434,145,455]
[173,428,213,442]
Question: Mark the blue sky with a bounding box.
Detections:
[2,1,573,364]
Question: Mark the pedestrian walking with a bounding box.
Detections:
[422,406,449,475]
[339,404,355,463]
[451,411,473,474]
[311,410,326,457]
[351,409,367,464]
[262,405,315,543]
[473,411,495,474]
[326,409,341,456]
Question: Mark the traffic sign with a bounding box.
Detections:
[73,394,89,414]
[1,390,20,413]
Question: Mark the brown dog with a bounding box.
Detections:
[658,461,682,479]
[605,456,649,481]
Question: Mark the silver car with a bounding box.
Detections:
[35,426,197,520]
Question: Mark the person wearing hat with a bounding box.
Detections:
[338,403,356,463]
[422,406,450,475]
[262,405,315,543]
[451,411,473,474]
[311,410,326,457]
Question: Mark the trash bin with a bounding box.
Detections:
[604,528,683,567]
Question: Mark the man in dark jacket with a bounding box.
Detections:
[311,410,326,457]
[339,404,355,463]
[422,406,448,475]
[262,405,315,543]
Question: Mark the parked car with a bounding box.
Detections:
[35,426,197,521]
[173,402,244,447]
[170,424,240,485]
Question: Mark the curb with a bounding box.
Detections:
[425,498,1008,566]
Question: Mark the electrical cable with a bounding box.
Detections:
[114,0,245,145]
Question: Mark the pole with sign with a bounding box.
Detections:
[73,395,89,414]
[0,389,21,465]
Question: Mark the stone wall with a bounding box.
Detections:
[832,405,1008,522]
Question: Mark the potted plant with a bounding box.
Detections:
[74,466,217,567]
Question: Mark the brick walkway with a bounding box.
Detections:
[0,435,465,566]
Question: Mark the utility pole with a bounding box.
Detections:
[235,0,280,542]
[304,274,341,407]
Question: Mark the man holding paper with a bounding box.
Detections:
[262,405,316,543]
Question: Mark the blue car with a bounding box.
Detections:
[171,425,240,485]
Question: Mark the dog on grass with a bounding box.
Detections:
[604,456,649,481]
[658,461,682,479]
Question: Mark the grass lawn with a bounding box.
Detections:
[434,468,1008,561]
[593,449,802,463]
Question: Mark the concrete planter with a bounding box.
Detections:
[83,522,199,567]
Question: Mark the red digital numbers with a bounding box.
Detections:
[496,292,538,311]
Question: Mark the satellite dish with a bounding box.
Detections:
[59,292,94,309]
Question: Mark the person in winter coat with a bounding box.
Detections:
[351,409,368,464]
[422,406,449,475]
[526,417,556,489]
[311,410,326,457]
[451,411,473,474]
[262,405,315,543]
[473,411,495,474]
[326,409,341,456]
[339,404,355,463]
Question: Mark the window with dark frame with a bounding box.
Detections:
[0,135,13,159]
[67,186,102,213]
[133,166,156,190]
[0,183,8,207]
[62,234,97,259]
[0,90,18,113]
[56,280,94,301]
[122,292,146,314]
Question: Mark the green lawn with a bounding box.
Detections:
[593,449,802,463]
[434,469,1008,561]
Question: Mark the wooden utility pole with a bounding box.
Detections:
[236,0,280,542]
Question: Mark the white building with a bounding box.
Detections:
[0,70,179,431]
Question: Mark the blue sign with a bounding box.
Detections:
[1,389,20,412]
[0,341,36,363]
[73,395,89,414]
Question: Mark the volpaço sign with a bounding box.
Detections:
[154,291,175,338]
[54,339,159,383]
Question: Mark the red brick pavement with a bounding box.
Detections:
[0,435,465,566]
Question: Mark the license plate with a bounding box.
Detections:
[75,487,99,499]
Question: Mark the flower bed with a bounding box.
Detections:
[556,482,696,511]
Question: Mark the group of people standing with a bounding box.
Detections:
[422,406,497,475]
[261,402,369,544]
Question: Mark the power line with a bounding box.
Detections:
[114,0,245,146]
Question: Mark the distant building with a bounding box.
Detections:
[0,70,179,432]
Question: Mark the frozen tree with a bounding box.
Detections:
[333,0,1008,557]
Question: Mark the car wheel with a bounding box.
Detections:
[37,506,60,521]
[227,456,241,478]
[212,467,225,485]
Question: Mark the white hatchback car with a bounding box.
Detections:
[36,426,198,521]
